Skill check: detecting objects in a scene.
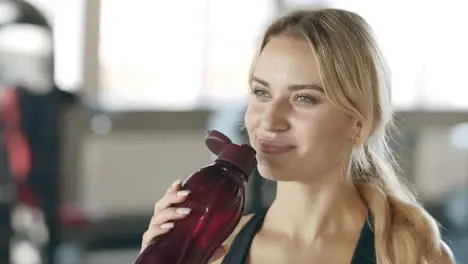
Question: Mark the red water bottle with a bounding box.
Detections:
[134,130,257,264]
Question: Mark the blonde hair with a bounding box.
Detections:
[253,8,454,264]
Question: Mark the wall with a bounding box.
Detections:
[60,109,468,216]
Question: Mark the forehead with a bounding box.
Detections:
[253,36,322,86]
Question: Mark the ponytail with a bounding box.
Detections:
[352,137,454,264]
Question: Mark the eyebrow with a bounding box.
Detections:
[251,76,324,92]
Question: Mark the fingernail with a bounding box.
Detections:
[177,191,190,197]
[160,223,174,229]
[172,179,181,188]
[176,208,191,215]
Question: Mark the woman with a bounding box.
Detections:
[141,8,455,264]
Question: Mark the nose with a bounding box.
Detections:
[260,100,290,133]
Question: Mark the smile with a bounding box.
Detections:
[258,139,296,155]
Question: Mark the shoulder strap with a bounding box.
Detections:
[221,208,268,264]
[351,211,376,264]
[224,214,254,248]
[211,214,253,264]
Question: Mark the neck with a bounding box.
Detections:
[265,168,367,242]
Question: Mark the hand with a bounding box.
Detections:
[140,180,227,262]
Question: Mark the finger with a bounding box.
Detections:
[154,182,190,214]
[167,179,182,194]
[209,245,228,262]
[154,190,190,215]
[149,207,191,226]
[141,222,175,251]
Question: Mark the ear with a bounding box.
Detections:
[349,118,362,143]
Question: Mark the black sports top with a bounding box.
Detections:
[221,208,376,264]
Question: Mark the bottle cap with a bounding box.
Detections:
[205,130,232,155]
[205,130,257,179]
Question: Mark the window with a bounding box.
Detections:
[329,0,468,110]
[53,0,84,92]
[202,0,276,104]
[98,0,276,110]
[99,0,207,109]
[101,0,468,110]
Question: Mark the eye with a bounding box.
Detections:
[251,87,270,98]
[294,94,318,104]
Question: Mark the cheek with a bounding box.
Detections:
[245,102,261,129]
[244,104,257,135]
[297,110,352,150]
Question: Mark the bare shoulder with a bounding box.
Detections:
[211,214,254,264]
[223,214,254,247]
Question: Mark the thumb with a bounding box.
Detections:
[209,245,228,262]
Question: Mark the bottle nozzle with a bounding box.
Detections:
[205,130,232,155]
[205,130,257,179]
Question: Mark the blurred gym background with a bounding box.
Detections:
[0,0,467,263]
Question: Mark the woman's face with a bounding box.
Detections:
[245,36,359,183]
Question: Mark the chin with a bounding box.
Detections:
[257,163,297,182]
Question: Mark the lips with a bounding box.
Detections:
[258,139,296,155]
